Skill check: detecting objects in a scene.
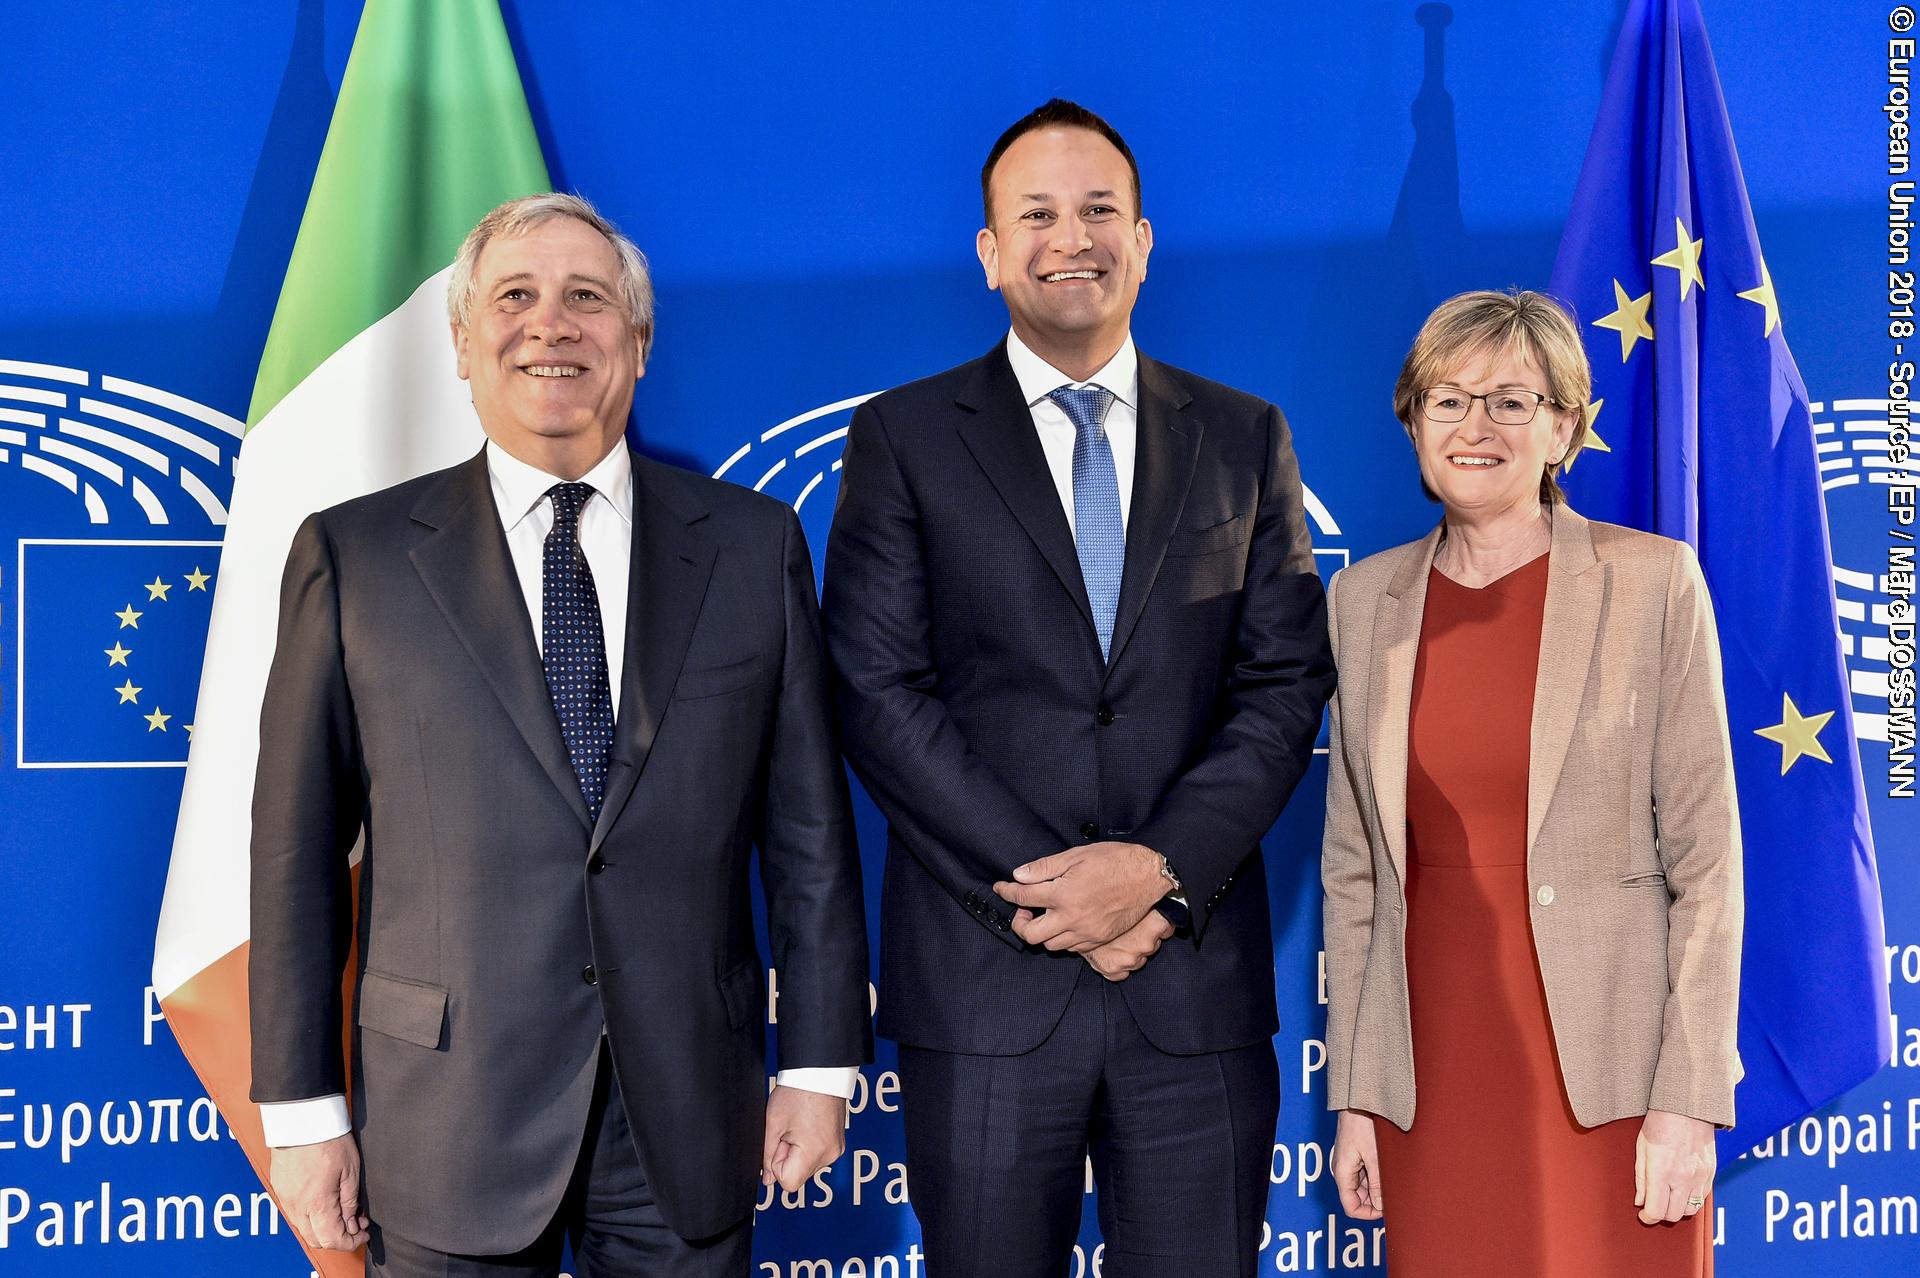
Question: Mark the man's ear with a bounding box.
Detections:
[976,227,1002,292]
[632,325,648,380]
[1135,217,1153,280]
[451,322,471,381]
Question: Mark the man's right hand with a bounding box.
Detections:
[1077,909,1174,981]
[270,1132,369,1251]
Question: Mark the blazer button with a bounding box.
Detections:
[582,964,598,985]
[1096,705,1115,726]
[587,854,607,875]
[1079,821,1099,840]
[1535,885,1555,906]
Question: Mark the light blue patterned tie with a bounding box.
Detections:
[1049,385,1123,661]
[542,482,614,822]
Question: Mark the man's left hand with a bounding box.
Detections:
[995,842,1169,952]
[762,1085,848,1194]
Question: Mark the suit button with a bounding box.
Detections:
[1096,705,1115,726]
[1535,885,1555,906]
[1079,822,1099,840]
[587,854,606,875]
[582,964,598,985]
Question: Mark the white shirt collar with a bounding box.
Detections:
[1005,328,1139,411]
[485,437,635,533]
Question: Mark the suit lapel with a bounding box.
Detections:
[591,454,717,851]
[1367,525,1443,891]
[408,451,591,832]
[1105,356,1198,672]
[1526,506,1604,858]
[954,344,1095,633]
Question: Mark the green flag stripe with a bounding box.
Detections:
[246,0,550,427]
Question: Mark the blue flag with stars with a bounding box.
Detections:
[1549,0,1891,1155]
[15,541,221,768]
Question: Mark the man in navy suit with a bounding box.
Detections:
[823,101,1335,1275]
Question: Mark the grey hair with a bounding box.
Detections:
[446,192,655,361]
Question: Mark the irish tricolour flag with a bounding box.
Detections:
[152,3,547,1271]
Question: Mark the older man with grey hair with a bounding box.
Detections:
[249,192,871,1276]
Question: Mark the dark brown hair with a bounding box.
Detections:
[981,99,1142,226]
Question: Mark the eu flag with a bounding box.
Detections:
[1549,0,1891,1155]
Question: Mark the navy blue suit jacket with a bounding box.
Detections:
[823,342,1334,1057]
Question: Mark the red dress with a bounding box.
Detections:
[1372,557,1710,1277]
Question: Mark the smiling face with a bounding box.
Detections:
[1411,347,1576,521]
[452,215,645,477]
[976,126,1151,378]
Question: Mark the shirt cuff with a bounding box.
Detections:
[774,1066,859,1100]
[259,1094,351,1148]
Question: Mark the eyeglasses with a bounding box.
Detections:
[1418,387,1559,426]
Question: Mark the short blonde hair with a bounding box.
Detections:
[1392,289,1591,505]
[447,192,655,361]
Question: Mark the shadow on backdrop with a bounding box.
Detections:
[214,0,335,386]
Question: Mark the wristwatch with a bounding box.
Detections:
[1151,855,1191,932]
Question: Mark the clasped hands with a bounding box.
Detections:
[993,841,1175,982]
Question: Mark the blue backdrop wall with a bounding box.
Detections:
[1,1,1914,1274]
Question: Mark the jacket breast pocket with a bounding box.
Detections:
[672,656,765,702]
[1164,513,1250,558]
[357,970,448,1049]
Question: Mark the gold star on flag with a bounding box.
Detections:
[114,604,142,629]
[105,642,132,667]
[1737,259,1781,337]
[1753,692,1835,775]
[145,577,172,602]
[114,679,141,704]
[1651,217,1705,300]
[183,723,196,738]
[184,566,211,591]
[1593,279,1655,361]
[1568,398,1613,471]
[145,707,172,732]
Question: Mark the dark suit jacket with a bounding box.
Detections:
[248,446,871,1252]
[823,342,1334,1057]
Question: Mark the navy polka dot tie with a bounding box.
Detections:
[542,482,614,822]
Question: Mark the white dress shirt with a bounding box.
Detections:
[1002,332,1189,913]
[1004,328,1139,532]
[260,440,854,1150]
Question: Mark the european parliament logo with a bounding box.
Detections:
[1814,395,1920,745]
[2,358,239,769]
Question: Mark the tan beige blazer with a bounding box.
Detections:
[1321,506,1744,1131]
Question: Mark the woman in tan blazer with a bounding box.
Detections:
[1321,290,1743,1276]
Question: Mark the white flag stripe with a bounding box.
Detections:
[154,266,482,997]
